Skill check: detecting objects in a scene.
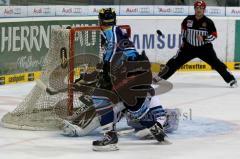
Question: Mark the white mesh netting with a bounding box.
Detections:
[1,28,101,130]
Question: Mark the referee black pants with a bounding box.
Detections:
[159,43,235,83]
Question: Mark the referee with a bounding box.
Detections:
[154,0,237,87]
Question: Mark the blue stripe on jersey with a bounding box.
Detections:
[123,49,138,61]
[102,26,139,62]
[103,26,116,62]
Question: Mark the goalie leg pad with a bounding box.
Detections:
[62,120,84,137]
[94,98,115,129]
[127,105,166,129]
[128,99,166,129]
[62,116,100,137]
[163,108,181,133]
[127,105,167,140]
[94,97,125,131]
[127,97,150,120]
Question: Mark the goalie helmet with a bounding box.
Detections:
[98,8,116,26]
[194,0,207,9]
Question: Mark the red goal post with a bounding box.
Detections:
[68,25,131,115]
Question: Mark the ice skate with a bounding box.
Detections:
[92,131,119,151]
[229,80,238,88]
[149,122,166,142]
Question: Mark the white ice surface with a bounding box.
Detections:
[0,71,240,159]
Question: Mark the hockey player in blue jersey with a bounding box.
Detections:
[91,8,168,151]
[63,8,178,151]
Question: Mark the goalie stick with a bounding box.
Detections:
[36,79,119,104]
[35,64,90,95]
[36,76,172,97]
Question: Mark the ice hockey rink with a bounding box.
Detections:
[0,71,240,159]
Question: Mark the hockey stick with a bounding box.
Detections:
[35,64,90,95]
[36,79,93,95]
[36,79,119,103]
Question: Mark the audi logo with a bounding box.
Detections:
[43,8,51,14]
[173,8,184,13]
[73,8,82,13]
[207,9,221,14]
[139,8,150,13]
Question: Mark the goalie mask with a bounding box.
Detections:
[98,8,116,26]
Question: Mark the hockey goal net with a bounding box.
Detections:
[1,25,131,130]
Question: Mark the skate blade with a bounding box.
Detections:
[92,144,119,151]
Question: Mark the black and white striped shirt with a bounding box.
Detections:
[181,15,217,47]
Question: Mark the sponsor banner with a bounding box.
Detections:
[189,6,225,16]
[179,62,212,71]
[2,5,240,17]
[55,5,88,16]
[226,7,240,16]
[151,62,238,73]
[0,6,28,17]
[154,5,188,16]
[0,71,41,85]
[0,0,9,5]
[1,5,240,17]
[88,5,120,15]
[177,62,238,71]
[1,62,239,85]
[27,6,56,17]
[120,5,154,16]
[118,18,229,63]
[0,19,98,76]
